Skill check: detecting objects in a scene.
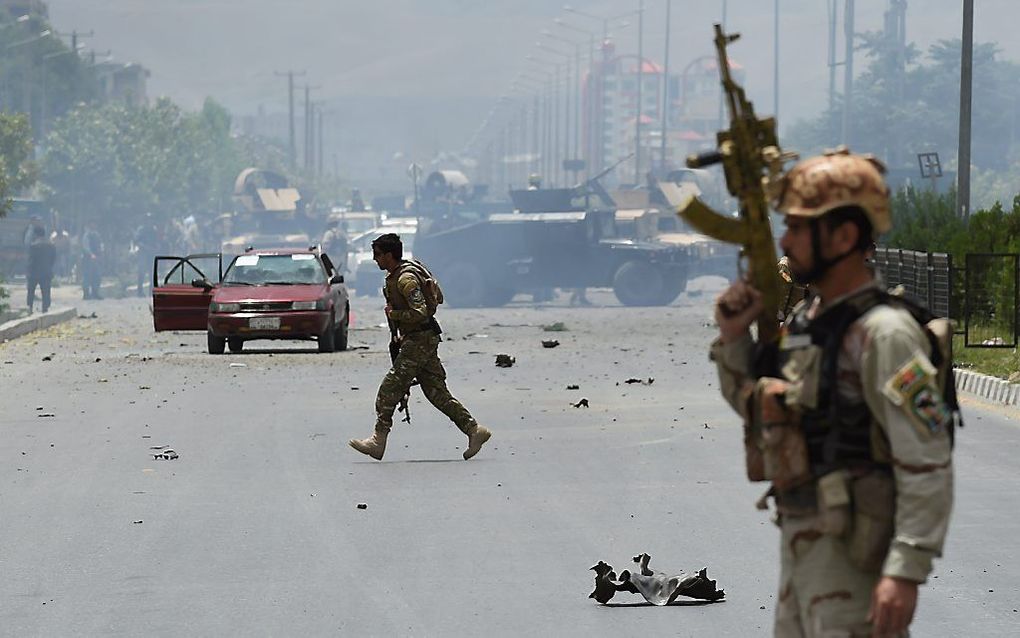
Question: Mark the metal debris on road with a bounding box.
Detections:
[567,384,580,390]
[41,355,52,361]
[495,354,516,368]
[152,448,179,460]
[620,375,652,385]
[357,503,368,510]
[133,520,143,524]
[37,413,55,418]
[572,398,589,408]
[589,554,725,605]
[229,362,247,368]
[541,340,560,348]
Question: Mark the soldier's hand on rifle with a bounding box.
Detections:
[384,303,393,318]
[715,280,764,343]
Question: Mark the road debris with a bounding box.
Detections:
[566,384,580,390]
[541,340,560,348]
[495,354,516,368]
[229,362,247,368]
[151,448,179,460]
[589,554,725,605]
[41,355,52,362]
[37,413,55,418]
[572,398,590,408]
[133,520,143,524]
[624,377,655,385]
[357,503,368,510]
[541,322,568,332]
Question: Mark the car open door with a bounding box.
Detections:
[152,254,223,331]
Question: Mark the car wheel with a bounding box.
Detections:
[228,337,244,353]
[612,260,676,307]
[207,331,226,355]
[444,261,486,308]
[335,303,350,351]
[318,314,336,353]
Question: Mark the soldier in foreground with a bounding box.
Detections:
[712,150,954,636]
[349,233,492,461]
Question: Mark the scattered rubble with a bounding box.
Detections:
[357,503,368,510]
[541,322,568,332]
[572,398,589,408]
[541,340,560,348]
[150,446,179,460]
[566,384,580,390]
[589,554,725,605]
[495,354,516,368]
[623,377,655,385]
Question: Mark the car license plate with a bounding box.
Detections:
[249,316,280,330]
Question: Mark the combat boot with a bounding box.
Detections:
[349,429,388,460]
[463,424,492,460]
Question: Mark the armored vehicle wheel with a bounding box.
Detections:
[228,337,244,353]
[444,261,487,308]
[612,260,681,307]
[207,331,226,355]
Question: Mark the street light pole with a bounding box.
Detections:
[660,0,671,172]
[958,0,974,219]
[635,0,644,185]
[275,70,305,168]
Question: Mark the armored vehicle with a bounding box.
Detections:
[412,167,691,307]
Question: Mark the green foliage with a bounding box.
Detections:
[42,98,264,237]
[0,112,38,216]
[786,37,1020,172]
[0,12,98,140]
[0,272,8,316]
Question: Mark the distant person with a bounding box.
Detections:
[50,227,72,279]
[133,213,161,297]
[348,233,492,461]
[80,222,103,300]
[26,225,56,314]
[349,188,366,211]
[23,215,45,246]
[322,221,349,272]
[527,174,542,191]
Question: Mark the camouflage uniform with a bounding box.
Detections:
[351,259,490,460]
[375,265,476,433]
[712,150,954,636]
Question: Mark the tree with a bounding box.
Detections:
[0,112,37,216]
[786,38,1020,172]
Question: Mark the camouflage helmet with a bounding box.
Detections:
[773,147,891,236]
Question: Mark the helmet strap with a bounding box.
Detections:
[792,218,858,285]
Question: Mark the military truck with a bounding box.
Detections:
[412,166,691,307]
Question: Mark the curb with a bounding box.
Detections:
[954,368,1020,406]
[0,307,78,343]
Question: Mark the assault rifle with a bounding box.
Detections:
[676,24,798,345]
[383,286,412,424]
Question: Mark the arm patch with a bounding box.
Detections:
[882,353,952,437]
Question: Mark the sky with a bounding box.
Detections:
[40,0,1020,186]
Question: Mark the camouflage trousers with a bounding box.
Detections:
[374,331,476,434]
[775,514,907,638]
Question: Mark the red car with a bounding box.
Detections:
[152,248,350,354]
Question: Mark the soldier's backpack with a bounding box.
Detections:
[398,259,444,316]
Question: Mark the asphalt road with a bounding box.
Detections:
[1,280,1018,637]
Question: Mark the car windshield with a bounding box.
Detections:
[223,254,326,285]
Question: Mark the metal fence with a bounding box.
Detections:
[963,253,1019,348]
[871,247,953,319]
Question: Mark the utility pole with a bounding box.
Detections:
[275,70,305,168]
[318,106,324,178]
[660,0,671,171]
[301,84,319,172]
[828,0,838,115]
[958,0,974,219]
[634,0,644,184]
[774,0,780,120]
[841,0,855,147]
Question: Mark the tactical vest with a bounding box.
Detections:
[763,287,959,479]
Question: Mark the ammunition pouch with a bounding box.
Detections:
[746,378,811,491]
[847,469,896,572]
[816,470,851,537]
